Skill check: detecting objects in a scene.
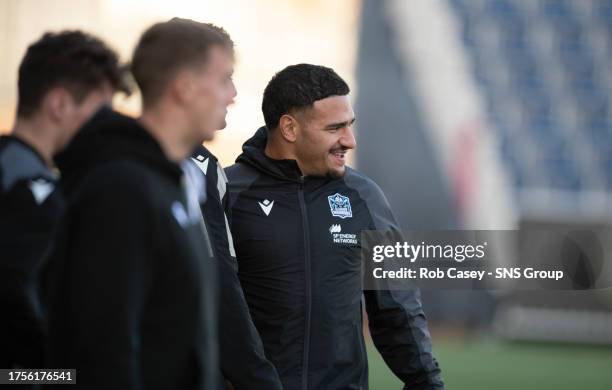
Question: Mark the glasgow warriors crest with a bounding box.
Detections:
[328,193,353,219]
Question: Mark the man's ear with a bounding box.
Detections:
[43,87,73,123]
[278,114,299,143]
[170,69,195,105]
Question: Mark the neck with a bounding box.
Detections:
[11,117,56,166]
[264,131,296,161]
[139,105,194,163]
[264,131,312,176]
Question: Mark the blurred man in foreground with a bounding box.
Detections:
[189,83,283,387]
[45,19,234,389]
[0,30,126,370]
[226,64,444,389]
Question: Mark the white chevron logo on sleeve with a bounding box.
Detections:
[191,155,209,175]
[28,179,54,205]
[258,199,274,216]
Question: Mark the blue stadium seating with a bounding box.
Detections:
[450,0,611,197]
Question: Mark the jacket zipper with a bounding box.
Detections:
[298,177,312,390]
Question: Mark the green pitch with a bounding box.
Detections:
[367,339,612,389]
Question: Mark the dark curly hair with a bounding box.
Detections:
[17,30,128,118]
[262,64,350,130]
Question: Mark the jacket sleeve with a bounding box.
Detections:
[55,168,153,389]
[0,182,54,368]
[216,260,283,389]
[200,160,282,389]
[362,182,444,389]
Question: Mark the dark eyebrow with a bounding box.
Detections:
[325,117,356,130]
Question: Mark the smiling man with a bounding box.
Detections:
[225,64,444,389]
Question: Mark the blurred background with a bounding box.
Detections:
[1,0,612,388]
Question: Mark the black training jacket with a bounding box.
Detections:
[0,135,64,369]
[44,107,219,389]
[225,127,444,390]
[189,145,282,389]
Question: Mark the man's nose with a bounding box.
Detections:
[341,126,357,149]
[228,81,237,105]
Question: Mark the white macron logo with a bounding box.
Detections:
[329,224,342,234]
[191,155,209,175]
[171,201,190,227]
[28,179,54,205]
[258,199,274,216]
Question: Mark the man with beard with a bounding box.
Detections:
[225,64,444,389]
